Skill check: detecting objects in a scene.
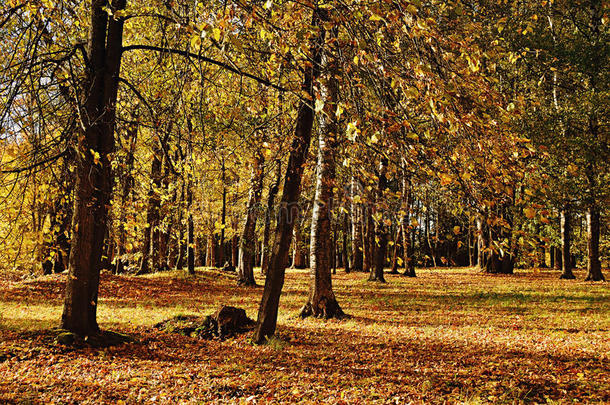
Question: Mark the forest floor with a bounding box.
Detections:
[0,267,608,404]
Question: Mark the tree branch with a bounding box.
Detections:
[121,44,287,92]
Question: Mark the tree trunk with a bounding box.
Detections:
[41,184,73,275]
[342,209,350,273]
[364,207,374,273]
[113,121,137,274]
[174,180,185,270]
[137,138,162,275]
[261,160,281,275]
[402,176,416,277]
[369,158,388,282]
[218,160,226,267]
[231,235,239,267]
[300,42,344,319]
[484,210,515,275]
[205,235,213,267]
[476,217,485,270]
[238,154,265,286]
[186,174,195,275]
[559,205,575,279]
[291,222,308,269]
[554,244,562,270]
[389,225,401,274]
[350,176,364,271]
[585,205,604,281]
[254,8,325,344]
[62,0,126,336]
[157,154,172,271]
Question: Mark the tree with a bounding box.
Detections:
[61,0,127,336]
[254,6,326,344]
[261,160,282,276]
[300,27,345,318]
[369,158,388,283]
[237,153,264,286]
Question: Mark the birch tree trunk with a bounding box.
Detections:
[300,36,345,319]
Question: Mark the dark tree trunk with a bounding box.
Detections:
[157,154,172,271]
[477,217,486,270]
[254,8,325,344]
[137,138,162,275]
[369,158,388,283]
[61,0,126,336]
[218,160,226,267]
[585,206,604,281]
[555,246,562,269]
[174,180,186,270]
[402,176,416,277]
[364,207,374,273]
[538,237,547,268]
[560,205,575,279]
[483,208,515,275]
[114,121,137,274]
[342,209,350,273]
[238,154,265,286]
[261,160,281,276]
[231,235,239,267]
[186,174,195,275]
[204,235,212,267]
[291,222,308,269]
[300,42,344,319]
[350,176,364,271]
[42,183,73,275]
[389,225,401,274]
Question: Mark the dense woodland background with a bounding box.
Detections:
[0,0,608,339]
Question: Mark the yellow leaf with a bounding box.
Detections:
[212,28,221,42]
[315,98,324,113]
[524,207,536,219]
[453,226,461,234]
[335,104,344,118]
[439,173,453,186]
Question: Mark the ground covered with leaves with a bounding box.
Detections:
[0,267,608,404]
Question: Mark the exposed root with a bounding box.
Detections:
[299,299,349,320]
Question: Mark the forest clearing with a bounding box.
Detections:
[1,267,608,404]
[1,0,608,403]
